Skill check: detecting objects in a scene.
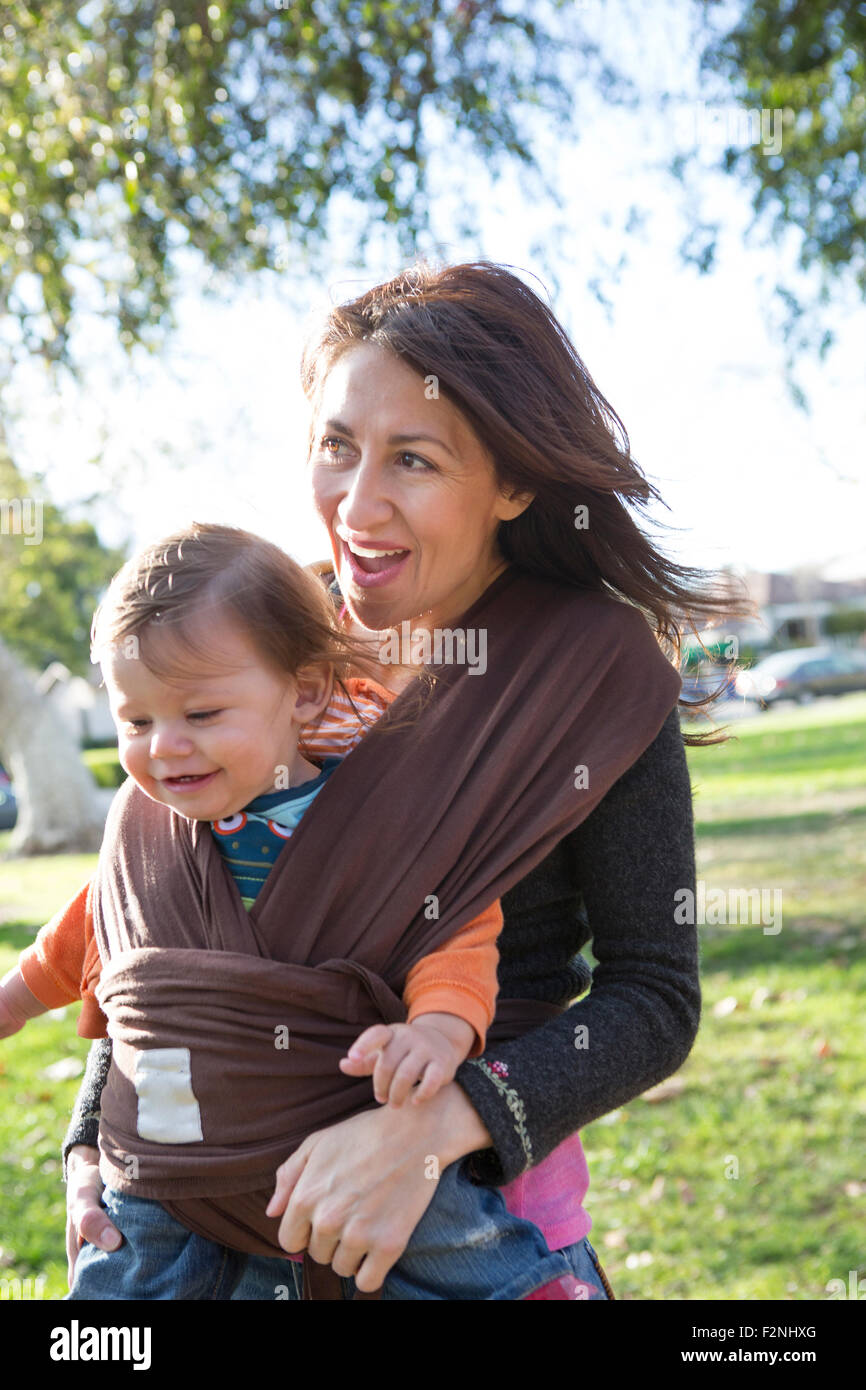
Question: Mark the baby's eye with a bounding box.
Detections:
[125,719,150,731]
[187,709,222,722]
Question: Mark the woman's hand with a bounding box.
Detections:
[65,1145,122,1287]
[266,1081,492,1293]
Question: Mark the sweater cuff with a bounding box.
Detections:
[455,1052,534,1186]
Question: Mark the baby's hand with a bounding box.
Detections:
[0,994,26,1039]
[0,968,49,1039]
[339,1014,476,1107]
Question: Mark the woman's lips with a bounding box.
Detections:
[161,771,219,793]
[341,538,411,589]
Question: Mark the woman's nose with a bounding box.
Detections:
[339,455,394,531]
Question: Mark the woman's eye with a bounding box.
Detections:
[317,436,349,459]
[397,451,434,472]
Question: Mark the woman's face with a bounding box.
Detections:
[309,342,532,633]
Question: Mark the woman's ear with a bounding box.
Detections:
[292,662,334,725]
[496,487,535,523]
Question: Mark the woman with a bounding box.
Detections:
[63,261,743,1299]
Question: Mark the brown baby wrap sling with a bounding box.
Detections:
[91,566,682,1261]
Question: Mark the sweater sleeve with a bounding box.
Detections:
[455,707,701,1186]
[62,1036,113,1177]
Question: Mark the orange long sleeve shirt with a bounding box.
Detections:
[18,677,501,1053]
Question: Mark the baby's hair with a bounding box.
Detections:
[91,522,376,701]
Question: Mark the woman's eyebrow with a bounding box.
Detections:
[388,432,457,459]
[318,414,453,453]
[319,418,459,460]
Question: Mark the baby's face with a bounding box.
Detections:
[102,615,310,822]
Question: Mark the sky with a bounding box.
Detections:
[6,0,866,585]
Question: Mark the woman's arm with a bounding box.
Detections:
[62,1037,122,1282]
[268,1074,493,1291]
[62,1036,112,1172]
[455,706,700,1183]
[270,707,699,1288]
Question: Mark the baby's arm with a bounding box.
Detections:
[0,966,51,1038]
[2,879,102,1041]
[339,899,503,1106]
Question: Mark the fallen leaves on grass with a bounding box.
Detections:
[40,1057,84,1082]
[713,996,738,1017]
[641,1077,686,1103]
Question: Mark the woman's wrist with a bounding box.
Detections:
[66,1144,100,1172]
[436,1079,493,1165]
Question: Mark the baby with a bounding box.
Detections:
[0,522,577,1300]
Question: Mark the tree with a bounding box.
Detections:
[0,634,108,854]
[0,454,125,676]
[0,0,597,366]
[0,427,119,853]
[676,0,866,371]
[700,0,865,298]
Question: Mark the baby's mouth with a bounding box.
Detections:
[162,772,218,790]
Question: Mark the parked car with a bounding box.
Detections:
[734,646,866,708]
[0,764,17,831]
[680,666,737,704]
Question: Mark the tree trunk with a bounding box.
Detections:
[0,635,106,855]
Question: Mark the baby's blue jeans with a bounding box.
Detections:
[66,1158,610,1301]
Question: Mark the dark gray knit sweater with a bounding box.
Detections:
[62,705,699,1188]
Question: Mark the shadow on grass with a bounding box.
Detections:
[698,922,862,975]
[0,921,41,951]
[695,803,866,840]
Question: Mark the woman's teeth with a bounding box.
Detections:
[344,540,409,577]
[348,543,406,558]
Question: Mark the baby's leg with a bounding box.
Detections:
[375,1158,574,1301]
[66,1189,245,1301]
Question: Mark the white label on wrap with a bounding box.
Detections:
[134,1048,203,1143]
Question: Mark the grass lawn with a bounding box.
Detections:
[581,693,866,1299]
[1,694,864,1300]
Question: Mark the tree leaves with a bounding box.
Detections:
[0,0,577,368]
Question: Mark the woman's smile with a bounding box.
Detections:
[339,531,412,588]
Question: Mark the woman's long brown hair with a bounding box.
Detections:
[301,260,756,746]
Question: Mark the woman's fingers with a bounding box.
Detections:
[266,1146,308,1223]
[64,1146,122,1287]
[352,1229,411,1294]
